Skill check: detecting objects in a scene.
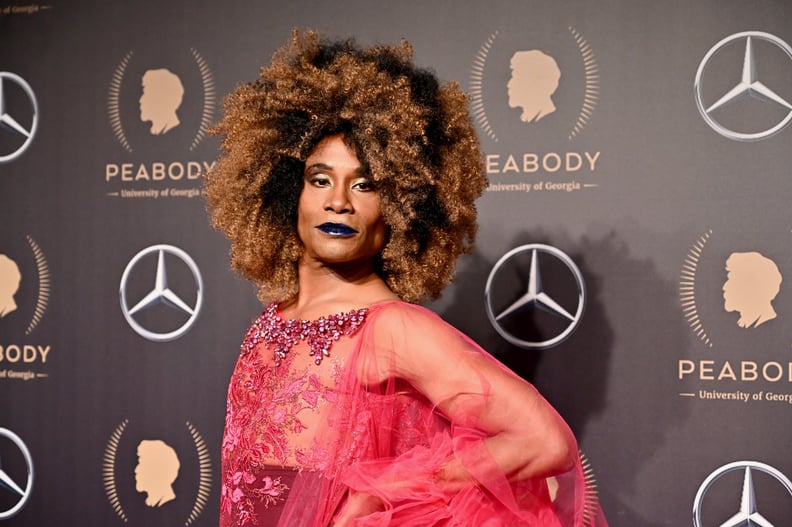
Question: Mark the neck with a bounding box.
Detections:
[283,258,398,319]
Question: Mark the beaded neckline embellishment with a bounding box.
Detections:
[244,304,368,366]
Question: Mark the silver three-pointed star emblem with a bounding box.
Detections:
[695,31,792,141]
[485,244,585,349]
[119,244,203,342]
[693,461,792,527]
[0,72,38,163]
[0,428,34,520]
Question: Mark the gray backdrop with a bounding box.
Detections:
[2,0,792,525]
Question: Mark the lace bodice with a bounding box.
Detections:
[221,305,369,522]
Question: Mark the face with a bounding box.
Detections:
[297,135,388,268]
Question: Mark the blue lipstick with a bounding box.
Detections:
[317,222,358,236]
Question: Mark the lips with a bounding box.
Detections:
[317,222,358,236]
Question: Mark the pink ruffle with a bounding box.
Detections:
[223,301,607,526]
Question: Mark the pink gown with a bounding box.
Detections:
[220,301,607,526]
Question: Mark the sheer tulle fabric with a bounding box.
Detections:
[221,301,607,526]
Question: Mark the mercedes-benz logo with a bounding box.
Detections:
[0,428,34,520]
[693,460,792,527]
[485,244,585,349]
[694,31,792,141]
[119,244,203,342]
[0,72,38,163]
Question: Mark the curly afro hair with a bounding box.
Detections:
[205,29,487,304]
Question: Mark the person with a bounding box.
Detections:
[205,29,607,526]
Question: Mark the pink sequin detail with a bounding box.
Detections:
[244,304,369,365]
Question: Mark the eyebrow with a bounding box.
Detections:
[304,162,366,174]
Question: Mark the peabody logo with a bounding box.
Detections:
[104,48,216,199]
[470,26,599,143]
[677,228,792,388]
[693,461,792,526]
[485,244,585,349]
[107,48,215,153]
[103,419,211,525]
[0,72,38,164]
[0,428,34,520]
[695,31,792,141]
[680,229,786,347]
[119,244,203,342]
[0,236,49,336]
[469,27,601,192]
[0,236,51,380]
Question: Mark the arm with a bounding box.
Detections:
[390,305,577,488]
[333,304,578,525]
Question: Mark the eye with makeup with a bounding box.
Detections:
[351,177,376,192]
[304,168,330,186]
[304,173,376,192]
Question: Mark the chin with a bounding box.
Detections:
[320,249,378,267]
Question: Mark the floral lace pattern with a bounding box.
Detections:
[221,471,289,526]
[221,305,368,525]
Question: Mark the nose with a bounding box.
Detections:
[324,185,352,214]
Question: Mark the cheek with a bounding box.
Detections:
[365,199,387,245]
[374,219,389,249]
[296,192,313,240]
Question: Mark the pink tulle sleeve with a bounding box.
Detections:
[278,302,607,526]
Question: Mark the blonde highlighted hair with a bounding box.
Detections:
[205,30,487,303]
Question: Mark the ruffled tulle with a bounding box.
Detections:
[221,301,607,526]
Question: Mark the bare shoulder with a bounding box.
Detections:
[367,301,459,337]
[364,301,487,379]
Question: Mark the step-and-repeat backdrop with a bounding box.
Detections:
[2,0,792,525]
